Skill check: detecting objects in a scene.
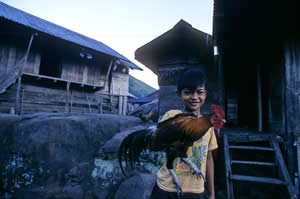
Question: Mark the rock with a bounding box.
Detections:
[129,100,159,123]
[62,184,84,199]
[114,173,156,199]
[99,125,149,158]
[0,113,142,198]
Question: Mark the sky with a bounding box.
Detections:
[1,0,213,89]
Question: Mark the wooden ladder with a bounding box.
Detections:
[224,134,298,199]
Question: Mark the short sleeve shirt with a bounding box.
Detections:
[156,110,218,193]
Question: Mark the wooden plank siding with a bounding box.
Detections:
[61,63,105,86]
[0,44,40,75]
[0,83,127,115]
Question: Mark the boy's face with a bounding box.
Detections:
[177,86,207,113]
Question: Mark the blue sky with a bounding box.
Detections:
[1,0,213,89]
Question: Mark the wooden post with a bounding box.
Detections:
[123,96,127,116]
[99,95,103,114]
[110,81,114,113]
[20,88,25,115]
[224,134,235,199]
[15,76,22,114]
[118,95,122,115]
[217,53,225,109]
[270,136,298,199]
[85,93,92,113]
[21,33,37,74]
[70,90,73,113]
[257,64,262,132]
[296,136,300,195]
[15,33,37,114]
[103,60,114,89]
[65,82,70,112]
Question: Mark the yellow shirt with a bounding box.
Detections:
[157,110,218,194]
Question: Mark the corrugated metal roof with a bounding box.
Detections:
[0,2,142,70]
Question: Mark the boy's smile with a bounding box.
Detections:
[178,86,207,117]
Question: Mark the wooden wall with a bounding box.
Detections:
[111,72,129,96]
[61,62,105,86]
[0,82,127,115]
[0,44,40,74]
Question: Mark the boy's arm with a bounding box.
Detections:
[206,151,215,199]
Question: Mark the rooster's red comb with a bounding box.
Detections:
[210,104,225,119]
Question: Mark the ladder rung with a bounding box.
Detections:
[229,145,275,151]
[231,160,276,166]
[231,174,287,185]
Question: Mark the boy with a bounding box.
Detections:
[150,69,218,199]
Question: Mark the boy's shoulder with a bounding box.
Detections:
[160,110,182,122]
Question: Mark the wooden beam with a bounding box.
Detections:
[21,33,37,73]
[296,136,300,195]
[65,82,70,112]
[270,136,298,199]
[14,33,37,114]
[231,160,276,166]
[85,93,92,113]
[257,64,263,132]
[20,88,25,115]
[23,72,102,88]
[99,95,103,114]
[15,76,22,114]
[283,42,298,177]
[118,95,122,115]
[217,53,225,109]
[229,145,275,151]
[70,90,73,113]
[231,174,286,185]
[110,81,114,113]
[224,134,235,199]
[122,96,127,116]
[103,60,114,89]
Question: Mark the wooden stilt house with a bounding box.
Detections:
[0,2,142,115]
[213,0,300,198]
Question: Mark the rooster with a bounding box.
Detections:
[119,104,225,197]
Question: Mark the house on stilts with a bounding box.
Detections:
[0,2,142,115]
[212,0,300,198]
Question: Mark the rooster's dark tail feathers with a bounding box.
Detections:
[118,127,155,175]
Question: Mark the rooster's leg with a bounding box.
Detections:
[182,158,206,182]
[169,169,183,199]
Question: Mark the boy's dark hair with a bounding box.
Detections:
[176,68,207,92]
